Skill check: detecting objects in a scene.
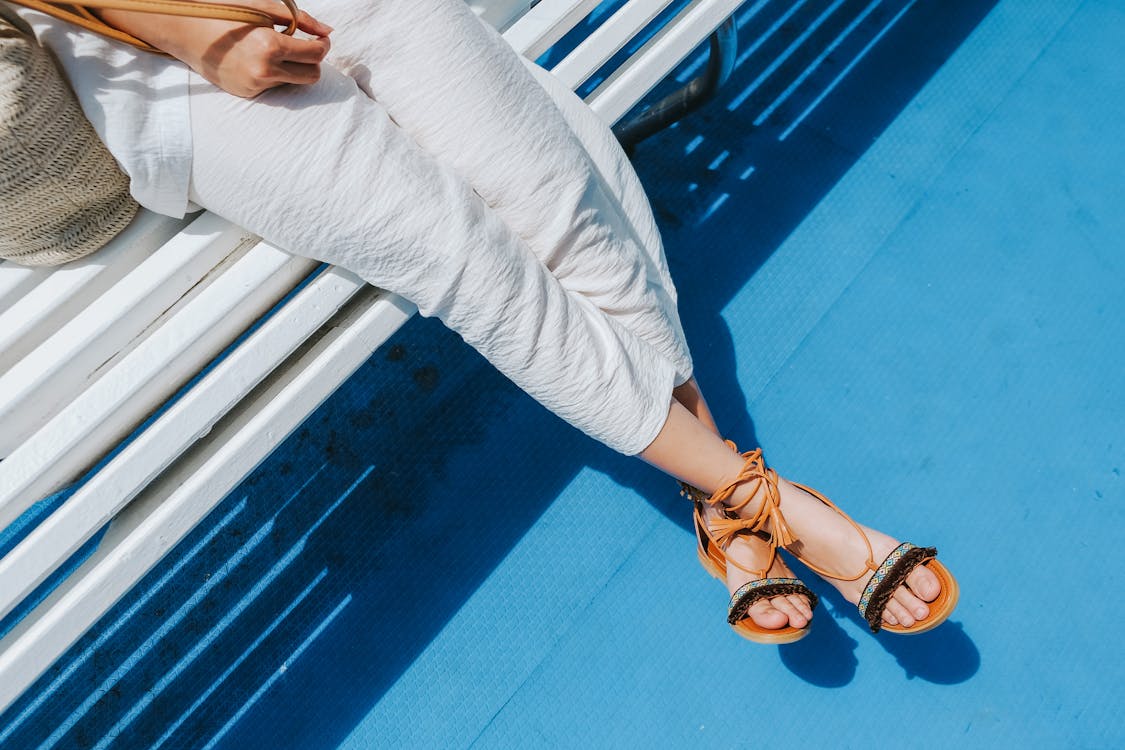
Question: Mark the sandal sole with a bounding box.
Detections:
[731,621,811,644]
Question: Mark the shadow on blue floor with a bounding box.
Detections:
[2,1,1014,747]
[777,559,980,687]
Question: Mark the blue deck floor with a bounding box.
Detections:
[3,0,1123,747]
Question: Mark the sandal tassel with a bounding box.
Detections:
[756,469,798,547]
[707,492,798,550]
[764,502,798,548]
[707,517,758,549]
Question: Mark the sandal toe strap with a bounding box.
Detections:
[727,578,819,626]
[857,542,937,632]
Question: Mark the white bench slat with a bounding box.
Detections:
[0,264,49,319]
[0,214,256,457]
[0,287,415,713]
[467,0,533,31]
[0,213,187,378]
[551,0,671,90]
[0,244,318,528]
[0,264,367,625]
[504,0,603,61]
[587,0,743,125]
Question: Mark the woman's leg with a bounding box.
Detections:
[518,56,820,623]
[188,66,675,457]
[188,62,818,630]
[516,61,678,333]
[314,0,693,385]
[516,47,941,628]
[672,378,719,433]
[515,62,721,432]
[520,65,725,432]
[306,2,823,626]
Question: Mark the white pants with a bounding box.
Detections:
[187,0,693,455]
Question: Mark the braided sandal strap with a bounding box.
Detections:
[857,542,938,632]
[727,578,819,626]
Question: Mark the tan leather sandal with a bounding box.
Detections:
[682,445,818,644]
[784,481,959,634]
[686,446,958,637]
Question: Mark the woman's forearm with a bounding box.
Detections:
[94,8,203,58]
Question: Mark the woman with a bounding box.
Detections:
[10,0,956,641]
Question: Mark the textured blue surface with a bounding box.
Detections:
[3,0,1123,747]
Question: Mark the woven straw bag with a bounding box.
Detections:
[0,11,138,266]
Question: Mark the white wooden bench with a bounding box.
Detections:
[0,0,745,714]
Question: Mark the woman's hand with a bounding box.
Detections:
[97,0,333,98]
[162,1,334,98]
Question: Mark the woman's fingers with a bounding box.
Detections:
[273,32,331,64]
[295,10,333,37]
[253,34,329,87]
[275,60,323,85]
[203,28,329,96]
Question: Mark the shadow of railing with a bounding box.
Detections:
[0,0,995,746]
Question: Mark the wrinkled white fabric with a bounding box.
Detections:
[190,0,694,454]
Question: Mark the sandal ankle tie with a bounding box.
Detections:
[694,447,798,578]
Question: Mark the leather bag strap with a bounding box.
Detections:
[8,0,298,54]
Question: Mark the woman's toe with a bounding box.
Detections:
[747,599,791,630]
[786,593,814,621]
[905,562,941,602]
[884,598,915,628]
[770,595,808,629]
[893,585,931,622]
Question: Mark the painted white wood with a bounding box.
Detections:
[0,243,318,528]
[0,214,256,457]
[0,213,187,378]
[586,0,745,124]
[0,287,415,714]
[0,265,366,624]
[0,264,49,319]
[550,0,672,90]
[0,0,742,717]
[504,0,603,61]
[468,0,533,31]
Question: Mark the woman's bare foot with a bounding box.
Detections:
[772,478,943,628]
[700,502,814,630]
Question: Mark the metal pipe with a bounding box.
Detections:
[613,15,738,152]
